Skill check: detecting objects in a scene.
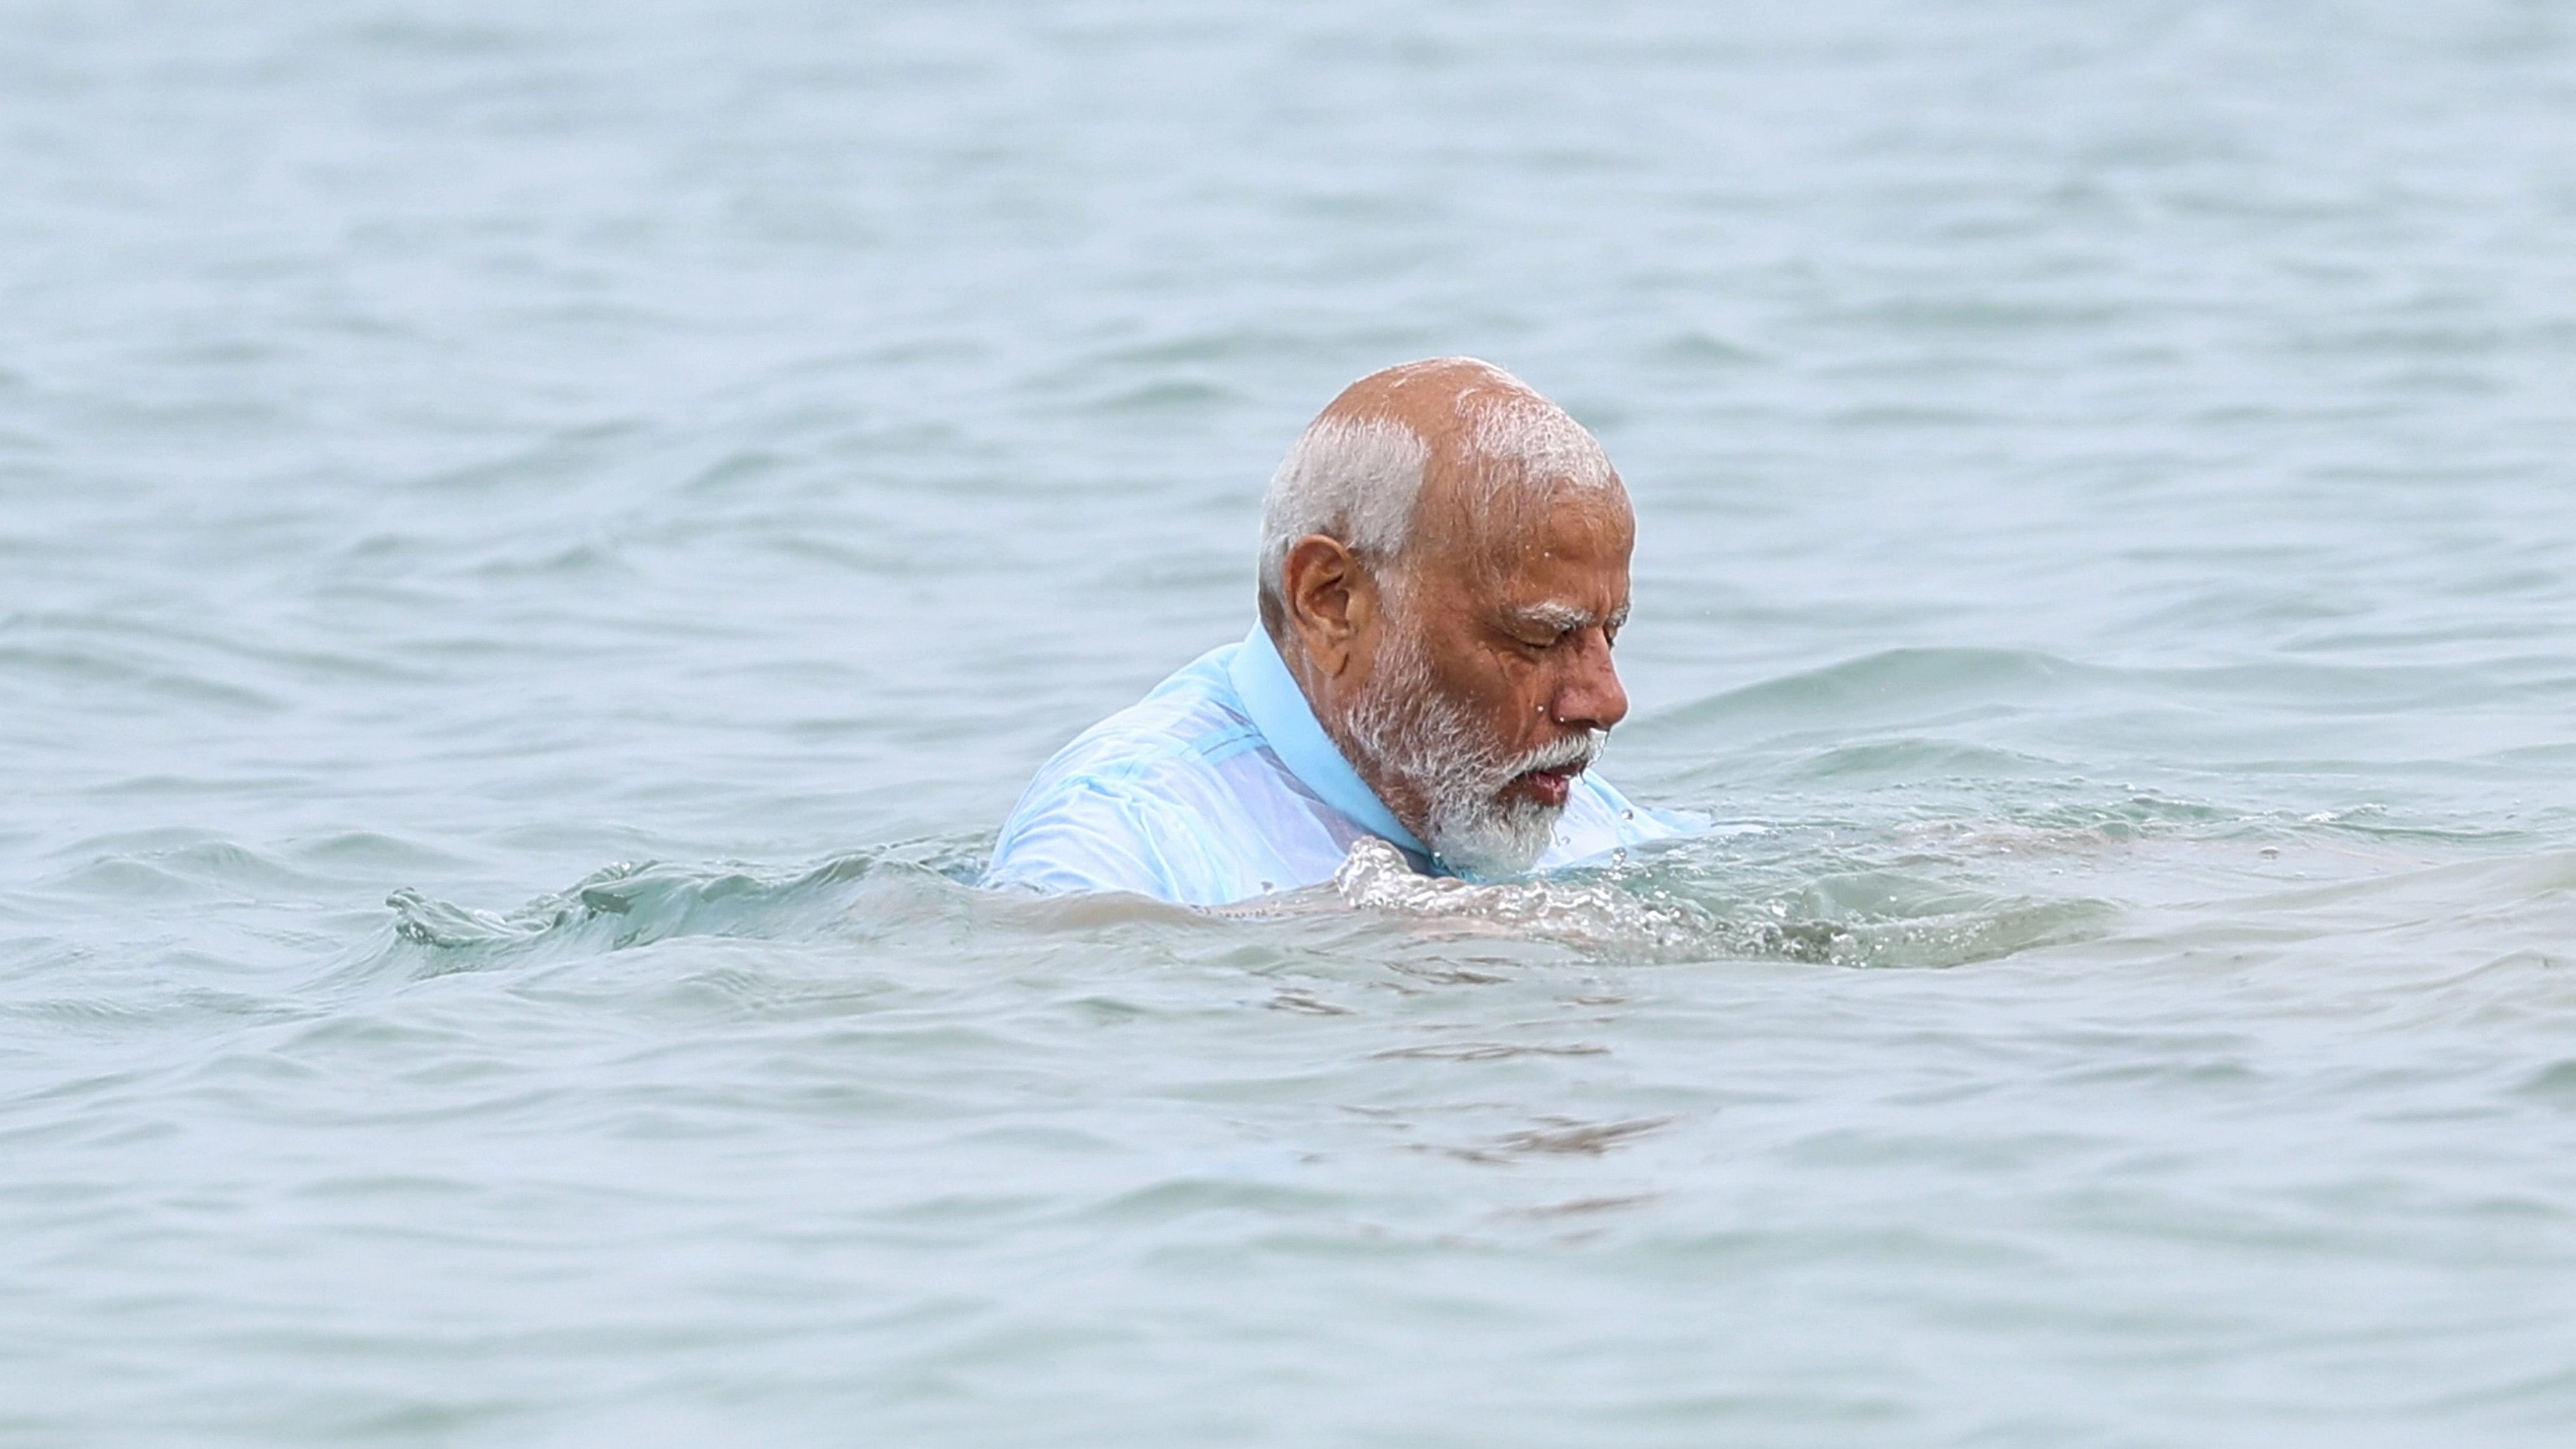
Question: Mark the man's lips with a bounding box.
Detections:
[1512,763,1584,809]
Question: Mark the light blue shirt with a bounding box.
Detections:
[983,625,1700,906]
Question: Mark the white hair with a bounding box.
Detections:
[1254,358,1614,625]
[1257,413,1430,609]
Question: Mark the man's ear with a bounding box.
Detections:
[1281,534,1376,677]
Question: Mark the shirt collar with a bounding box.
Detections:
[1227,623,1429,856]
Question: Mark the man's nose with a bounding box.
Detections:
[1551,633,1629,732]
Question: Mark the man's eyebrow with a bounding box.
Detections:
[1506,601,1628,633]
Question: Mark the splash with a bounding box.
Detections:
[1329,837,1718,956]
[1326,836,2107,968]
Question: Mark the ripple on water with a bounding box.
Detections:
[8,0,2576,1439]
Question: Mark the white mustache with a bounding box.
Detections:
[1504,729,1606,781]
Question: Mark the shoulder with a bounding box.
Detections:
[983,772,1206,900]
[982,643,1261,904]
[1011,646,1259,805]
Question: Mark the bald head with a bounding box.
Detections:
[1324,356,1616,490]
[1255,358,1621,634]
[1253,359,1638,875]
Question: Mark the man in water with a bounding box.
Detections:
[983,357,1697,906]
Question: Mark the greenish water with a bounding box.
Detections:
[6,1,2576,1443]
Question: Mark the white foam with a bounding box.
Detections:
[1330,837,1714,955]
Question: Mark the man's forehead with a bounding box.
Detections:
[1421,476,1635,570]
[1416,458,1633,532]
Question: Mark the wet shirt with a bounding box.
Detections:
[981,625,1700,906]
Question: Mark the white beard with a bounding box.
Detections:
[1342,627,1605,880]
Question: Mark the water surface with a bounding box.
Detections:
[6,1,2576,1443]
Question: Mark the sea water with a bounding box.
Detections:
[6,1,2576,1443]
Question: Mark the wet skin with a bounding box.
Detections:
[1274,366,1634,843]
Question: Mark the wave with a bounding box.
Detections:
[1631,647,2103,744]
[1634,646,2576,746]
[341,821,2109,991]
[347,843,987,985]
